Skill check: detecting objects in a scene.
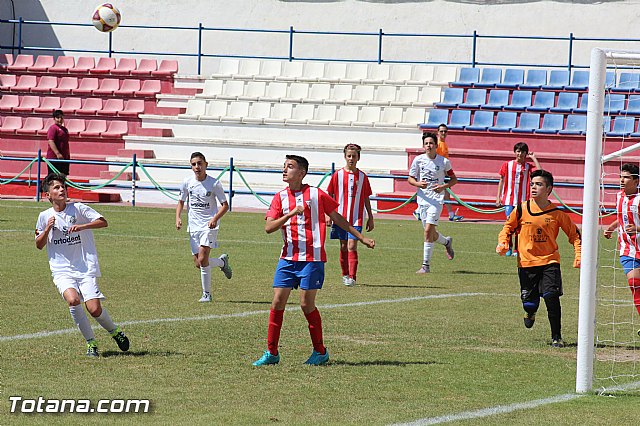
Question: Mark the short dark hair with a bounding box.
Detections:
[53,109,64,119]
[513,142,529,153]
[343,143,361,157]
[531,169,553,188]
[422,132,438,143]
[437,123,448,130]
[190,152,206,162]
[42,173,66,192]
[286,154,308,173]
[622,163,640,178]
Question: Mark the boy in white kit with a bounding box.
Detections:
[35,174,129,357]
[176,152,233,302]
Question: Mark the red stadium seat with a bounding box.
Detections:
[0,53,13,71]
[112,58,136,76]
[49,56,75,73]
[0,74,17,90]
[131,59,157,76]
[31,76,58,94]
[14,95,40,113]
[136,79,161,97]
[9,75,37,92]
[151,59,178,77]
[60,97,82,114]
[94,78,120,96]
[0,95,19,112]
[30,55,55,72]
[16,117,44,135]
[7,54,34,72]
[116,79,141,96]
[69,56,96,74]
[0,116,22,134]
[51,77,79,94]
[83,119,108,137]
[35,96,62,114]
[74,77,100,95]
[90,57,116,74]
[96,98,124,116]
[37,118,55,135]
[76,98,104,115]
[119,99,145,117]
[102,120,128,137]
[65,118,86,136]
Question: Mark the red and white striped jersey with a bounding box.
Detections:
[326,168,372,227]
[266,184,339,262]
[499,160,536,206]
[617,190,640,259]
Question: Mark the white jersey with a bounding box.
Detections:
[409,153,453,206]
[179,174,228,232]
[35,202,103,277]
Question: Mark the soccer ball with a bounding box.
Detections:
[92,4,121,33]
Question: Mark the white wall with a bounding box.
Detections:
[4,0,640,75]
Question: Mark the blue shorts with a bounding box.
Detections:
[330,225,362,241]
[620,256,640,275]
[273,259,325,290]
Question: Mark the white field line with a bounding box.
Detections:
[0,292,492,343]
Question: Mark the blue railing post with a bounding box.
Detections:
[36,149,42,202]
[17,17,23,54]
[377,28,383,64]
[197,23,203,75]
[568,32,574,73]
[131,154,137,207]
[471,30,477,67]
[331,162,335,176]
[228,157,234,211]
[108,31,113,57]
[288,26,294,61]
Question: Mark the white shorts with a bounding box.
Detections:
[419,203,443,226]
[53,274,105,302]
[189,229,219,254]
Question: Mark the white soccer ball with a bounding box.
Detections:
[92,4,121,33]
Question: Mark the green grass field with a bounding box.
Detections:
[2,199,640,425]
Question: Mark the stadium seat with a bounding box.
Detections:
[119,99,145,117]
[520,69,547,89]
[136,80,162,97]
[200,80,224,97]
[574,93,589,113]
[31,76,58,94]
[239,81,267,101]
[331,105,359,126]
[565,70,589,91]
[321,62,347,83]
[97,98,124,116]
[604,94,626,114]
[326,84,353,105]
[283,82,311,103]
[16,117,44,135]
[234,59,261,80]
[217,80,244,101]
[0,116,22,134]
[116,79,142,96]
[541,70,570,90]
[305,83,331,104]
[612,73,640,93]
[434,66,459,86]
[435,88,464,108]
[264,103,293,124]
[14,95,40,113]
[301,62,325,83]
[365,64,390,85]
[285,104,316,125]
[535,113,564,134]
[199,100,228,120]
[459,88,487,108]
[386,64,413,85]
[94,78,120,96]
[30,55,55,72]
[352,106,381,126]
[423,109,449,128]
[346,85,374,105]
[257,60,282,80]
[488,111,517,132]
[550,92,578,113]
[83,119,108,137]
[474,68,502,88]
[131,58,157,76]
[220,101,250,122]
[51,76,79,94]
[0,53,13,71]
[527,91,556,112]
[451,67,480,87]
[37,118,54,135]
[606,71,616,89]
[0,74,17,90]
[504,90,533,111]
[180,99,207,119]
[151,59,178,77]
[624,95,640,115]
[7,54,34,72]
[212,59,240,79]
[73,77,100,96]
[112,58,137,75]
[559,114,587,135]
[276,61,304,82]
[512,112,541,133]
[608,116,636,137]
[602,116,612,133]
[35,96,61,114]
[242,102,272,124]
[60,97,82,114]
[341,63,369,84]
[466,110,494,131]
[374,107,403,128]
[448,109,471,130]
[9,75,37,92]
[77,98,104,115]
[89,57,116,75]
[413,87,441,107]
[260,81,288,102]
[482,89,509,110]
[392,86,420,107]
[69,56,96,74]
[408,65,435,85]
[497,68,524,89]
[400,108,427,128]
[368,85,397,106]
[102,120,128,137]
[0,95,19,112]
[49,56,75,73]
[65,118,86,136]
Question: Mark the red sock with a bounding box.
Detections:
[267,309,284,356]
[339,250,349,276]
[304,308,325,354]
[629,278,640,315]
[348,251,358,280]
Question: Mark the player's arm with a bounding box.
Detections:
[265,206,304,234]
[175,200,185,230]
[408,175,428,189]
[68,217,107,233]
[496,210,518,255]
[560,216,582,268]
[47,139,63,159]
[328,210,375,249]
[209,201,229,229]
[529,152,541,170]
[496,176,505,207]
[604,220,618,239]
[35,216,55,250]
[434,171,458,193]
[364,197,374,232]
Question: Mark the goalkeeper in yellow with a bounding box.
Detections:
[497,169,581,348]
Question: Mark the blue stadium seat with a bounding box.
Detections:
[574,93,589,113]
[482,89,509,110]
[466,110,494,131]
[504,90,532,111]
[527,91,556,112]
[497,68,524,89]
[559,114,587,135]
[488,111,517,132]
[604,94,626,114]
[611,73,640,93]
[607,116,636,137]
[602,116,612,133]
[535,113,564,134]
[541,70,570,90]
[624,95,640,115]
[606,71,616,89]
[422,109,449,128]
[459,88,487,108]
[512,112,541,133]
[451,67,480,87]
[475,68,502,88]
[448,109,471,130]
[435,88,464,108]
[520,70,547,89]
[551,92,578,113]
[565,70,590,91]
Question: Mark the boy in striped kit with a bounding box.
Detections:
[253,155,375,366]
[496,142,541,256]
[604,163,640,336]
[326,143,374,286]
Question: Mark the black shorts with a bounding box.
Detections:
[47,160,69,176]
[518,263,563,301]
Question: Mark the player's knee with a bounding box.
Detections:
[542,290,561,300]
[300,302,315,314]
[67,297,81,307]
[86,304,102,317]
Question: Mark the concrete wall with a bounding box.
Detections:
[2,0,640,74]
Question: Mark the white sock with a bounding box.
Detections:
[201,265,212,293]
[69,305,95,341]
[209,257,224,268]
[423,242,434,265]
[436,232,448,245]
[94,308,117,334]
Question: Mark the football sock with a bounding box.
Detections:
[69,304,95,341]
[628,278,640,315]
[201,265,212,293]
[423,242,434,265]
[435,232,448,246]
[94,308,117,333]
[523,298,540,314]
[347,251,358,280]
[209,257,224,268]
[304,308,325,354]
[267,309,284,356]
[544,294,562,340]
[339,250,349,276]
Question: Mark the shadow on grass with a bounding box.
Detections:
[454,270,514,275]
[596,343,640,350]
[331,359,439,367]
[359,284,447,289]
[101,350,182,358]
